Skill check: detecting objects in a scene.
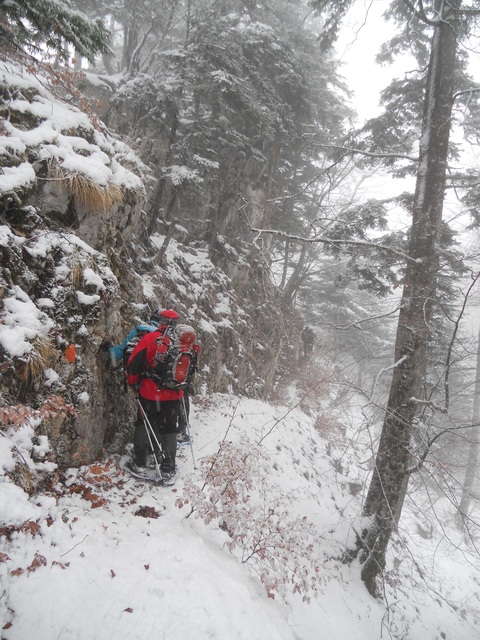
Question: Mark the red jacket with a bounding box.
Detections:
[126,330,184,402]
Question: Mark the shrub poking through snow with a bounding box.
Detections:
[0,396,76,432]
[179,440,325,601]
[0,396,75,492]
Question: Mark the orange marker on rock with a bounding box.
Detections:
[64,343,77,363]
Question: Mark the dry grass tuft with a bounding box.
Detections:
[16,335,57,386]
[69,173,124,210]
[71,261,83,289]
[48,160,124,211]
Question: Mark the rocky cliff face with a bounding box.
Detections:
[0,62,297,477]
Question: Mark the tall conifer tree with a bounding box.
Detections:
[310,0,480,595]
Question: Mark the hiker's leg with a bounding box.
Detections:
[156,400,180,469]
[183,390,190,422]
[177,391,190,432]
[177,396,186,431]
[133,399,153,466]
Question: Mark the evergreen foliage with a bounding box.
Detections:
[105,2,351,244]
[0,0,111,62]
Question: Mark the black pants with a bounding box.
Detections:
[177,391,190,430]
[133,398,180,470]
[303,343,313,358]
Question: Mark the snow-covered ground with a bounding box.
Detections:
[1,392,479,639]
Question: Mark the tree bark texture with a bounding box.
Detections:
[283,242,308,304]
[357,2,461,596]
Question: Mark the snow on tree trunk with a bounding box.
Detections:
[355,2,461,596]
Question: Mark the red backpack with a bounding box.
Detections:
[152,324,197,390]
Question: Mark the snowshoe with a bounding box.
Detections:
[146,452,161,469]
[176,430,193,446]
[120,456,159,481]
[160,465,179,486]
[120,455,179,486]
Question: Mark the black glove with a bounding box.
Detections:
[100,340,112,351]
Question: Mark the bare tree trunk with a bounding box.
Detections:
[279,239,290,290]
[157,220,177,266]
[283,242,308,304]
[260,131,281,253]
[352,3,461,596]
[458,324,480,524]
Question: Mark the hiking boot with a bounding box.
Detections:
[176,431,192,445]
[160,465,179,486]
[125,459,158,481]
[146,451,161,469]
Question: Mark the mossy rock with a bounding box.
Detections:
[8,462,34,495]
[1,107,43,131]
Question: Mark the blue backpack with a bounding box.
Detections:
[109,323,157,391]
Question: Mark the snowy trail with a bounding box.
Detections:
[2,449,298,640]
[1,394,480,640]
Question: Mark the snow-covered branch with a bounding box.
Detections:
[406,423,480,475]
[250,227,421,263]
[402,0,438,26]
[315,144,419,162]
[318,306,402,331]
[367,355,409,406]
[452,87,480,101]
[408,397,447,413]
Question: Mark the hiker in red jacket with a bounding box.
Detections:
[125,309,183,484]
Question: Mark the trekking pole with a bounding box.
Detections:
[181,395,197,469]
[135,396,163,479]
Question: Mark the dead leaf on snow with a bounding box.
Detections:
[134,505,160,519]
[27,553,47,572]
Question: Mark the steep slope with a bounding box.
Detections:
[0,61,297,473]
[0,393,479,639]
